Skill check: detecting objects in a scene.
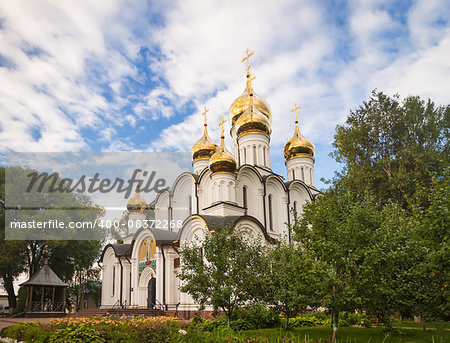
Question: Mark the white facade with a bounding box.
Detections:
[100,73,319,313]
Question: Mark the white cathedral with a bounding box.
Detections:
[100,52,320,316]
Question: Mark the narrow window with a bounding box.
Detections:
[112,266,115,296]
[253,146,257,164]
[243,148,247,164]
[268,195,274,231]
[292,169,295,179]
[301,167,304,181]
[243,186,248,215]
[293,201,297,213]
[188,195,192,216]
[263,147,266,166]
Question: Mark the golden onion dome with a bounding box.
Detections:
[192,122,218,163]
[235,100,271,137]
[209,118,237,174]
[283,118,314,161]
[127,187,148,212]
[229,77,271,127]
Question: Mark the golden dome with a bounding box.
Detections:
[283,119,314,161]
[229,77,271,127]
[235,99,271,137]
[209,118,237,174]
[127,187,148,212]
[192,122,218,163]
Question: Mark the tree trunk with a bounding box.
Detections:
[422,317,426,331]
[2,272,17,312]
[331,311,339,343]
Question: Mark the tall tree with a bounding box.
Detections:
[408,174,450,327]
[0,166,104,311]
[295,188,361,342]
[265,239,322,328]
[0,167,27,312]
[333,91,449,209]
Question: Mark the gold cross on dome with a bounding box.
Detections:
[291,104,301,122]
[202,107,209,126]
[241,49,254,76]
[219,116,227,137]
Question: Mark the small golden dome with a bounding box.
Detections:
[209,118,237,174]
[192,124,218,162]
[235,101,271,137]
[127,188,148,212]
[283,119,314,161]
[229,78,271,126]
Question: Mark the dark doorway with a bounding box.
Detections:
[147,277,156,309]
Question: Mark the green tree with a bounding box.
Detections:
[0,167,27,312]
[177,225,265,325]
[0,166,104,311]
[266,239,322,328]
[333,91,449,209]
[295,188,360,342]
[408,174,450,327]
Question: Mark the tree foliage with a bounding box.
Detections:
[178,226,266,323]
[333,91,449,209]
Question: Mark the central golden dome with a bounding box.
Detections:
[229,77,271,127]
[235,96,271,137]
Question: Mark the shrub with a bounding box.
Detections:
[48,325,105,343]
[233,305,281,329]
[290,311,330,328]
[0,322,41,341]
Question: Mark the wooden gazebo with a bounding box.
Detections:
[20,258,69,317]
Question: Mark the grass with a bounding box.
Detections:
[392,320,450,330]
[240,326,450,343]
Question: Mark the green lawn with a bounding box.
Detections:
[240,327,450,343]
[392,320,450,330]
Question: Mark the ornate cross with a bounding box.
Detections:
[242,49,254,76]
[202,107,209,126]
[291,104,301,122]
[219,116,227,137]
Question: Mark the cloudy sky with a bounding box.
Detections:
[1,0,449,190]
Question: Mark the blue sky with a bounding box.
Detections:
[1,0,449,190]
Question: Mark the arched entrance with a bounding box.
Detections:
[147,277,156,309]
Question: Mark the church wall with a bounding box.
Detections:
[155,191,170,223]
[265,178,289,238]
[198,170,213,213]
[171,174,195,232]
[236,169,264,223]
[100,248,119,308]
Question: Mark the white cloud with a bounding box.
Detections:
[1,0,449,186]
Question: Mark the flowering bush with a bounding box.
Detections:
[1,316,180,343]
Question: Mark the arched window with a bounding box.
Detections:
[301,167,304,181]
[188,195,192,216]
[292,169,295,179]
[293,201,297,214]
[243,148,247,164]
[243,186,248,215]
[253,146,257,165]
[268,194,274,231]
